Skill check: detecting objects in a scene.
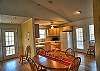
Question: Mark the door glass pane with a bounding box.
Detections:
[76,28,84,49]
[5,32,15,56]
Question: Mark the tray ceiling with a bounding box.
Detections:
[0,14,30,24]
[33,0,93,22]
[0,0,93,25]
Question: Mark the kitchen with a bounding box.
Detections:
[35,20,73,51]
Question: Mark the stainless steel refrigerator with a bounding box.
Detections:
[60,32,73,51]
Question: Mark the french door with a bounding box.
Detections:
[2,29,17,60]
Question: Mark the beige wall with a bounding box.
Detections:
[71,18,94,52]
[93,0,100,70]
[21,18,34,57]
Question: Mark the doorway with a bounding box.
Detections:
[2,29,18,60]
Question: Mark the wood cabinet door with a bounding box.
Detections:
[56,28,60,36]
[48,29,53,36]
[48,28,60,36]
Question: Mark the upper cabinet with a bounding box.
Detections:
[62,26,73,32]
[47,26,73,36]
[48,28,60,36]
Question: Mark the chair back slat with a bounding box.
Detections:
[25,46,31,59]
[68,57,81,71]
[28,57,38,71]
[65,48,75,56]
[36,48,46,56]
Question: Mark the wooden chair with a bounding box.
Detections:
[55,43,61,51]
[68,57,81,71]
[44,42,51,52]
[28,57,47,71]
[87,46,95,55]
[19,45,31,63]
[65,48,75,56]
[36,48,46,56]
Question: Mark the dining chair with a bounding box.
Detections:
[87,45,95,55]
[28,57,47,71]
[36,48,46,56]
[68,57,81,71]
[65,48,75,56]
[19,45,31,63]
[44,42,51,52]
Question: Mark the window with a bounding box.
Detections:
[76,28,84,49]
[5,32,15,56]
[39,29,46,38]
[67,32,72,48]
[89,25,95,42]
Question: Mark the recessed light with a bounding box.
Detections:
[74,11,81,15]
[48,1,53,4]
[37,4,40,6]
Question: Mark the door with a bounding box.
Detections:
[76,28,84,50]
[2,29,17,60]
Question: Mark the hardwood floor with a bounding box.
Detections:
[0,53,97,71]
[76,53,97,71]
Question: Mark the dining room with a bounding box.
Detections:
[0,0,100,71]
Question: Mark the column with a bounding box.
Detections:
[93,0,100,70]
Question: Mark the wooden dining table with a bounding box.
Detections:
[33,55,69,71]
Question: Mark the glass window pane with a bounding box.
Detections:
[39,30,45,34]
[12,37,14,41]
[39,29,46,38]
[6,41,9,46]
[11,32,14,37]
[89,25,95,41]
[6,37,8,42]
[6,46,15,56]
[9,32,12,37]
[9,37,12,42]
[5,31,15,56]
[5,32,8,37]
[76,28,84,49]
[40,35,45,38]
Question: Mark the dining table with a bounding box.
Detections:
[33,55,69,71]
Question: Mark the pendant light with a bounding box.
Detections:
[51,25,54,29]
[50,22,54,29]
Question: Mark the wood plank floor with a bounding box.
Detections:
[0,52,97,71]
[76,53,97,71]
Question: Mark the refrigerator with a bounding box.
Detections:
[60,32,73,51]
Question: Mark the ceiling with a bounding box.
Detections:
[0,14,30,24]
[33,0,93,21]
[0,0,93,25]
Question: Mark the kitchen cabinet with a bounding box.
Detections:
[48,28,60,36]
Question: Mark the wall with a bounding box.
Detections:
[71,18,94,53]
[21,18,34,57]
[0,23,20,61]
[93,0,100,70]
